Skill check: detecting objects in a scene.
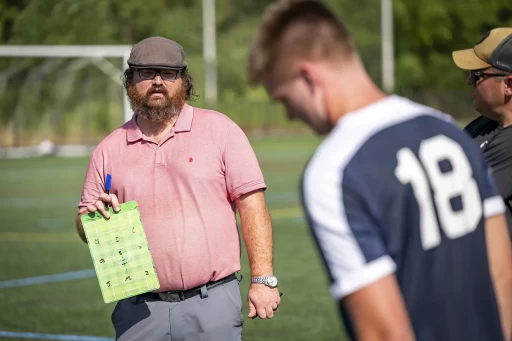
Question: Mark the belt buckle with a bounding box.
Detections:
[158,291,184,303]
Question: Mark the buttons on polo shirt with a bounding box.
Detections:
[155,145,164,165]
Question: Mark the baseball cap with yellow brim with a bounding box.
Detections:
[452,28,512,72]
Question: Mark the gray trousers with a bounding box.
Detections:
[111,279,244,341]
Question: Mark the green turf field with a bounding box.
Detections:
[0,133,350,341]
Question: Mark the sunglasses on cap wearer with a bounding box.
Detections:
[469,69,511,84]
[133,68,185,81]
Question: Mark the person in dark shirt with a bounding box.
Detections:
[453,28,512,238]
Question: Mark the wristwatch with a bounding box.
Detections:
[251,275,279,288]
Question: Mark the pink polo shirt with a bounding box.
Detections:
[78,103,266,291]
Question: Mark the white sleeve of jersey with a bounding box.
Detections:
[303,154,396,301]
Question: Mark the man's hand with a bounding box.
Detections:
[247,283,281,319]
[86,193,121,219]
[76,193,122,243]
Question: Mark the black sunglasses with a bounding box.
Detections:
[134,68,184,81]
[470,70,510,84]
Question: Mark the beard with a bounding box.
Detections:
[127,81,187,122]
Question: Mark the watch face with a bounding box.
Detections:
[267,276,278,287]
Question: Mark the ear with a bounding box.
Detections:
[298,62,319,94]
[505,75,512,96]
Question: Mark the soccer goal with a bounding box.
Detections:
[0,45,133,158]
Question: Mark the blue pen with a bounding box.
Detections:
[105,174,112,210]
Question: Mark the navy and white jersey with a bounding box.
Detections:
[301,95,506,341]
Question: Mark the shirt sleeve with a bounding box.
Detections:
[222,121,267,201]
[302,164,396,301]
[78,151,106,212]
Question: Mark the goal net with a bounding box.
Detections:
[0,45,133,158]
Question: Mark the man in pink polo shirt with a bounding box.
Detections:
[75,36,281,341]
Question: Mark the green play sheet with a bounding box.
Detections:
[81,201,160,303]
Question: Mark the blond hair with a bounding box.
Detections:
[247,0,355,84]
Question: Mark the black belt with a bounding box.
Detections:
[136,273,238,303]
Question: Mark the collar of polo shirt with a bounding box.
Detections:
[126,103,194,142]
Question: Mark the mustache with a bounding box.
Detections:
[146,87,168,95]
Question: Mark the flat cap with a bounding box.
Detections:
[127,36,187,69]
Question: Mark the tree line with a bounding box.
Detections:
[0,0,511,143]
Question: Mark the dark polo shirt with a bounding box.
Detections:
[465,115,512,237]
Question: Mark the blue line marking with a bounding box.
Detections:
[0,331,114,340]
[0,269,96,289]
